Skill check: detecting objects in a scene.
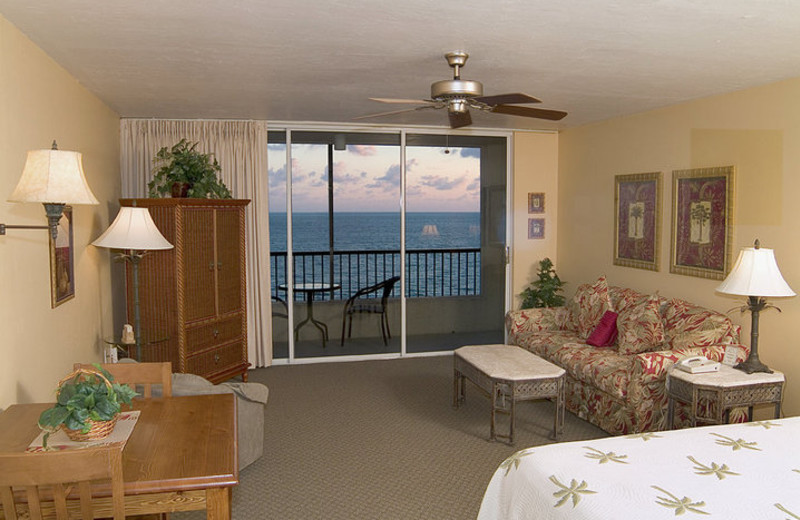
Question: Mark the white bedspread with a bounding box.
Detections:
[478,416,800,519]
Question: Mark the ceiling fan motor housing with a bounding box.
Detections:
[430,79,483,100]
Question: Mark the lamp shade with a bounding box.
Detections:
[8,149,99,205]
[716,245,795,298]
[92,207,173,251]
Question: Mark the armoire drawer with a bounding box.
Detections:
[185,315,243,354]
[186,341,244,377]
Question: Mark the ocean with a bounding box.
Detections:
[269,212,480,252]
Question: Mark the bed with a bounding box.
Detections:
[478,416,800,519]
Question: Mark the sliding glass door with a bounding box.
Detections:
[269,128,507,362]
[404,134,507,353]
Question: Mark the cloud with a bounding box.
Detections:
[460,147,481,158]
[334,172,364,185]
[268,164,286,188]
[466,179,480,192]
[367,163,401,191]
[419,174,465,191]
[350,145,377,156]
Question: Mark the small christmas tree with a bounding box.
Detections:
[520,258,566,309]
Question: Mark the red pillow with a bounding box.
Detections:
[586,310,618,347]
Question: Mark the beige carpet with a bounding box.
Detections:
[175,355,607,519]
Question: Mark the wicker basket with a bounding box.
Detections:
[56,367,119,442]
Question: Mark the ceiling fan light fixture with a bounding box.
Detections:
[449,99,468,114]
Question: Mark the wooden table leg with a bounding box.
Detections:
[206,487,231,520]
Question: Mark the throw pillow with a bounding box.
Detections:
[586,310,618,347]
[617,293,666,355]
[663,298,735,348]
[568,275,614,339]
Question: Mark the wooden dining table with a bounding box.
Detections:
[0,393,238,520]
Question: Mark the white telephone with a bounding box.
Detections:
[675,355,721,374]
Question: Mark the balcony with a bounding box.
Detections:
[270,247,504,358]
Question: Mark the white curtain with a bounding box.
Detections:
[119,119,273,367]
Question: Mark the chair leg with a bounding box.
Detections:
[384,312,391,339]
[379,313,388,346]
[341,311,348,346]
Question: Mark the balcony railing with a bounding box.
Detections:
[270,248,480,301]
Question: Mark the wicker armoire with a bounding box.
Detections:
[120,198,250,383]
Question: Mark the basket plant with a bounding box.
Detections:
[147,138,232,199]
[520,257,566,309]
[38,364,138,447]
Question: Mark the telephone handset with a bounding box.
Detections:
[675,355,721,374]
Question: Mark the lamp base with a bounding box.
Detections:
[734,357,773,374]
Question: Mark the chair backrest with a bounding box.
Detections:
[73,362,172,398]
[0,445,125,520]
[351,275,401,303]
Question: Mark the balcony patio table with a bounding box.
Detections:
[278,282,341,347]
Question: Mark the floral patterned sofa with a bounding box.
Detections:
[506,276,750,435]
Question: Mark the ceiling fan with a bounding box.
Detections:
[354,51,567,129]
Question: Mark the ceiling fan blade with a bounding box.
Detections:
[369,97,436,105]
[353,105,435,121]
[449,110,472,129]
[491,104,568,121]
[473,93,541,106]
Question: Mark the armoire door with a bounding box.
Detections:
[183,207,217,322]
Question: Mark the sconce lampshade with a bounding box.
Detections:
[92,207,173,251]
[8,149,99,205]
[716,245,795,298]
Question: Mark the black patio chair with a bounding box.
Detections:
[272,295,288,319]
[341,275,401,346]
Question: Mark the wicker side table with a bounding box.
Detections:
[453,345,565,444]
[666,364,784,429]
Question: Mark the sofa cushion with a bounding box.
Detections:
[512,331,581,358]
[617,293,666,355]
[549,343,633,399]
[663,298,736,348]
[569,276,614,339]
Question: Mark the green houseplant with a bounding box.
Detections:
[520,257,566,309]
[147,138,232,199]
[38,364,138,447]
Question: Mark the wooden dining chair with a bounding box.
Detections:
[0,445,125,520]
[73,362,172,398]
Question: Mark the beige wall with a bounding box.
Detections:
[558,77,800,416]
[511,132,560,307]
[0,16,120,409]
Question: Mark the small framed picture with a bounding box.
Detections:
[50,206,75,308]
[528,218,545,239]
[528,192,545,214]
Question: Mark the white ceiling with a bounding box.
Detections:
[2,0,800,131]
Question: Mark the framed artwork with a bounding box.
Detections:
[50,206,75,307]
[613,172,662,271]
[528,192,545,213]
[528,218,545,239]
[670,166,735,280]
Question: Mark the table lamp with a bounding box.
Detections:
[93,207,173,360]
[716,239,795,374]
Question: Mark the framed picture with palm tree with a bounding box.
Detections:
[614,171,662,271]
[670,166,735,279]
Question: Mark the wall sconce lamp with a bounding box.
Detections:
[92,207,173,361]
[716,239,796,374]
[1,141,99,240]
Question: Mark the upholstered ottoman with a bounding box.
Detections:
[453,344,565,444]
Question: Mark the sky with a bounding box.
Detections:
[268,143,480,213]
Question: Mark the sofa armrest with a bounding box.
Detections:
[632,343,750,385]
[505,307,572,335]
